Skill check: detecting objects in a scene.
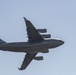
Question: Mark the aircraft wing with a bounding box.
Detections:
[18,53,37,70]
[19,17,43,70]
[23,17,44,42]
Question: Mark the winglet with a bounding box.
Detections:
[23,17,27,22]
[18,68,21,70]
[18,67,24,70]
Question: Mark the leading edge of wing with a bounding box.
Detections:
[18,53,37,70]
[23,17,44,42]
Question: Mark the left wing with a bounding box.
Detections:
[23,17,44,42]
[18,53,37,70]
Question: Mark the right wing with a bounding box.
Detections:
[18,53,37,70]
[23,17,44,42]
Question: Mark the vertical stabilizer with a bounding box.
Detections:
[0,39,6,45]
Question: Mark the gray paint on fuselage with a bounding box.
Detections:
[0,39,64,53]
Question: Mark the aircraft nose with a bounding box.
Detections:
[59,40,64,45]
[57,40,64,46]
[49,39,64,48]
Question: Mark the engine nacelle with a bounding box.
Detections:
[41,49,49,53]
[34,56,43,60]
[41,34,51,38]
[37,29,47,33]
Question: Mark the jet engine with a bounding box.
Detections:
[41,34,51,38]
[34,56,43,60]
[41,49,49,53]
[37,29,47,33]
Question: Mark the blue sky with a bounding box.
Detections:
[0,0,76,75]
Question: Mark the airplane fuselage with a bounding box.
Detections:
[0,39,64,53]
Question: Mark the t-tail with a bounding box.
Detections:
[0,39,6,45]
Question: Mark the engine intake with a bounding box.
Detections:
[34,56,43,60]
[37,29,47,33]
[41,34,51,38]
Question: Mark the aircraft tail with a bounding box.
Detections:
[0,39,6,45]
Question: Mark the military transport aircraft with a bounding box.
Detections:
[0,17,64,70]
